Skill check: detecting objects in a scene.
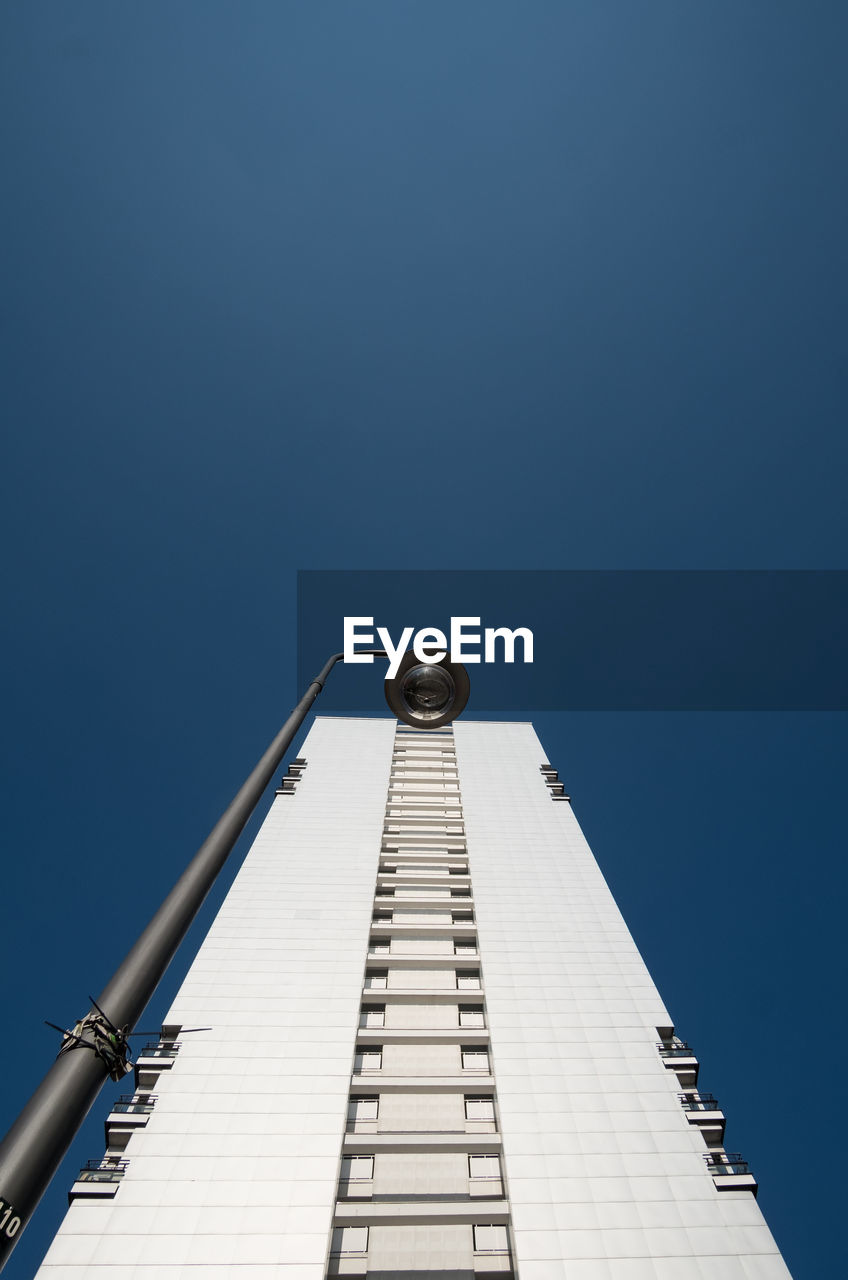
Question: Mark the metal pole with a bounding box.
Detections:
[0,650,385,1269]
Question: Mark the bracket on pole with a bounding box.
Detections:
[50,1000,132,1083]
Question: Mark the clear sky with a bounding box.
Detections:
[1,4,846,1276]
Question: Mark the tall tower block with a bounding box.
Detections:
[35,718,790,1279]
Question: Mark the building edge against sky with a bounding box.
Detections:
[34,717,791,1278]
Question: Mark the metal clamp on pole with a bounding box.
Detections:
[55,1012,133,1084]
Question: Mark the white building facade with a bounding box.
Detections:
[37,718,790,1279]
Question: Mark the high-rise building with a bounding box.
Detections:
[35,718,790,1279]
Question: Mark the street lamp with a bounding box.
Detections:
[0,649,470,1269]
[384,649,471,729]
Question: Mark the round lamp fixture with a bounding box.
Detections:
[385,650,470,729]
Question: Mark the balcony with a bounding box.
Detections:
[657,1040,699,1087]
[386,798,466,808]
[469,1175,505,1199]
[361,989,485,1005]
[540,764,571,803]
[334,1201,509,1225]
[327,1253,367,1278]
[337,1186,506,1206]
[679,1092,726,1147]
[337,1180,374,1202]
[381,837,469,854]
[368,919,476,938]
[382,836,466,846]
[104,1094,157,1148]
[381,854,467,870]
[377,892,474,911]
[384,824,466,834]
[704,1152,758,1194]
[350,1074,496,1092]
[378,873,471,890]
[356,1027,489,1046]
[344,1130,502,1155]
[474,1252,513,1276]
[135,1042,180,1090]
[68,1159,128,1203]
[365,947,479,965]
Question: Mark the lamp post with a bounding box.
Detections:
[0,648,469,1269]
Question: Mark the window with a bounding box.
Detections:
[465,1096,495,1121]
[473,1224,508,1254]
[354,1046,382,1072]
[457,970,481,989]
[454,940,477,955]
[469,1155,500,1180]
[372,910,392,923]
[364,970,388,989]
[459,1005,485,1028]
[331,1226,369,1255]
[451,889,472,898]
[348,1097,378,1124]
[462,1047,489,1071]
[369,939,390,955]
[341,1155,375,1182]
[359,1005,385,1027]
[452,911,473,924]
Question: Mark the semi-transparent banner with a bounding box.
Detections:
[297,570,848,711]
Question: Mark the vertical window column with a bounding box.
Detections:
[328,724,514,1278]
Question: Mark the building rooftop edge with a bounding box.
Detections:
[312,715,536,726]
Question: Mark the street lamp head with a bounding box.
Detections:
[385,650,470,729]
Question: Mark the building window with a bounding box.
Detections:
[454,940,477,955]
[331,1225,369,1255]
[364,970,388,989]
[462,1047,489,1071]
[452,911,474,924]
[473,1223,508,1254]
[457,970,481,989]
[465,1096,495,1122]
[369,939,390,955]
[459,1005,485,1028]
[341,1155,375,1182]
[359,1005,385,1027]
[372,910,392,923]
[347,1098,378,1127]
[354,1046,383,1072]
[469,1155,500,1180]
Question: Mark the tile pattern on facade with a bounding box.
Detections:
[455,719,791,1280]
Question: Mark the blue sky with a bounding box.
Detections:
[2,4,846,1275]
